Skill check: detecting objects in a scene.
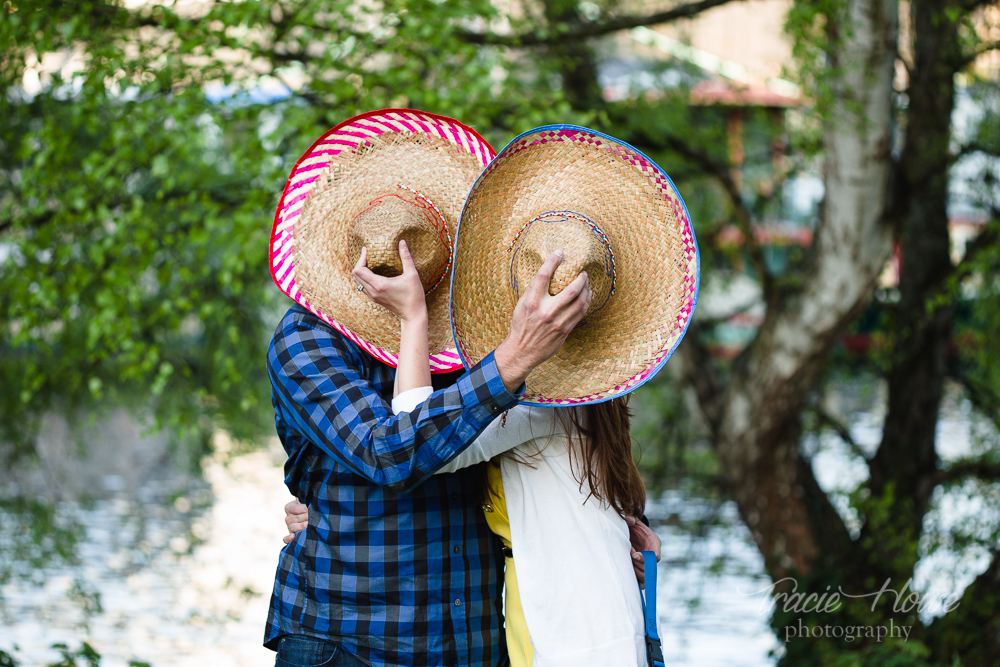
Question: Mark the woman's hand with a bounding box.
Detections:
[282,498,309,545]
[352,240,427,323]
[625,515,661,584]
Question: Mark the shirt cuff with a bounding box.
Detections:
[457,350,523,427]
[391,386,434,414]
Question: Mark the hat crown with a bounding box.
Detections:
[451,125,699,404]
[509,211,616,319]
[347,188,451,294]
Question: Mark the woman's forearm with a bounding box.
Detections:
[394,311,431,398]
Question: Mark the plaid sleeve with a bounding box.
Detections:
[267,316,521,492]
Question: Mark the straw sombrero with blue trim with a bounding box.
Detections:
[450,125,699,404]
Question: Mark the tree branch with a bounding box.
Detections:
[958,0,1000,13]
[932,458,1000,486]
[656,134,774,298]
[0,209,57,235]
[960,39,1000,67]
[809,404,869,461]
[949,367,1000,433]
[951,141,1000,163]
[954,223,998,271]
[459,0,744,46]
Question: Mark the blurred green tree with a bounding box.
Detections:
[0,0,588,459]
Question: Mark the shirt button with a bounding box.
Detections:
[454,599,462,606]
[453,545,460,554]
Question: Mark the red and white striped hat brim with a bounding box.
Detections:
[270,109,495,372]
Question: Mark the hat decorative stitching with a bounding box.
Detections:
[396,183,454,295]
[505,210,617,299]
[348,184,454,296]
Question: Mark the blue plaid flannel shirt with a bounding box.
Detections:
[264,305,521,666]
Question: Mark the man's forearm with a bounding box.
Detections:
[271,328,521,490]
[494,337,532,394]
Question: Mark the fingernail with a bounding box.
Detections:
[581,271,588,281]
[553,249,563,258]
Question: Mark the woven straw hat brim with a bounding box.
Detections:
[450,125,700,405]
[270,109,495,372]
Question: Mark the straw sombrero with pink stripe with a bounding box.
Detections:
[450,125,699,405]
[270,109,495,372]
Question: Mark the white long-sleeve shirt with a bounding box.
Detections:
[393,389,648,666]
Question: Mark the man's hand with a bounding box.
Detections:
[352,240,427,323]
[282,498,309,545]
[494,250,592,392]
[625,515,661,585]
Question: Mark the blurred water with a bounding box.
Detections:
[653,496,778,666]
[0,380,993,666]
[0,442,291,667]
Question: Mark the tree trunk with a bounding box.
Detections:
[542,0,605,111]
[883,4,1000,663]
[713,0,898,579]
[865,0,961,580]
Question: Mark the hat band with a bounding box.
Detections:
[506,210,617,314]
[397,184,453,295]
[350,184,453,296]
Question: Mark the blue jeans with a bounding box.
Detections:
[274,635,366,667]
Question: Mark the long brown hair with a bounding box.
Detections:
[557,396,646,519]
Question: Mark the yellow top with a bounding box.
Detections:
[482,462,533,667]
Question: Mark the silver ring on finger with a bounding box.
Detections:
[355,284,365,292]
